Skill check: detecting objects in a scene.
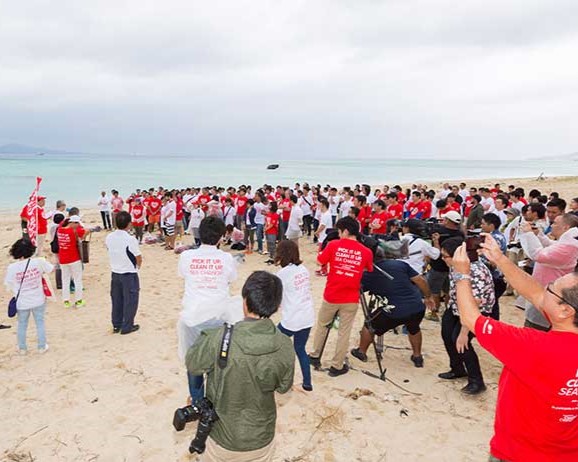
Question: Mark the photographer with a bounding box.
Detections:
[438,237,495,395]
[426,211,464,321]
[185,271,295,461]
[454,235,578,461]
[351,241,435,368]
[400,219,440,274]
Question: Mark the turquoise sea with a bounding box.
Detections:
[1,152,576,211]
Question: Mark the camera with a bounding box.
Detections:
[173,397,219,454]
[465,231,484,262]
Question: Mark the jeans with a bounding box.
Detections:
[111,272,140,332]
[17,304,46,350]
[278,324,312,389]
[100,211,112,230]
[61,260,83,301]
[441,308,484,385]
[266,234,277,260]
[303,215,313,236]
[256,224,264,252]
[188,372,204,404]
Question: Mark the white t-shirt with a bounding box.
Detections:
[253,202,267,225]
[222,206,235,226]
[105,230,141,274]
[286,206,304,238]
[164,200,177,225]
[481,197,496,213]
[4,258,54,310]
[329,195,340,216]
[276,264,315,331]
[298,196,312,217]
[401,234,440,274]
[187,209,205,231]
[318,210,333,243]
[340,199,353,219]
[98,196,111,212]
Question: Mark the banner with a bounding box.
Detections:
[26,177,42,245]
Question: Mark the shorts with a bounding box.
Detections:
[148,214,160,224]
[368,309,424,336]
[163,224,175,236]
[427,269,449,295]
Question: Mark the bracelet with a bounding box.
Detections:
[453,272,472,282]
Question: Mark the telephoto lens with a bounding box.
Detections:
[189,401,219,454]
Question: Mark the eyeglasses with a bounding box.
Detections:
[546,283,578,312]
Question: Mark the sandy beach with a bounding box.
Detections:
[1,175,576,462]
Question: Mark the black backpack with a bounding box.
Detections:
[50,234,59,254]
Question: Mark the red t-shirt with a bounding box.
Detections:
[475,316,578,461]
[317,238,373,303]
[148,197,162,215]
[111,197,124,213]
[280,198,292,222]
[176,199,184,221]
[386,203,403,220]
[490,188,501,199]
[406,200,430,219]
[37,207,48,234]
[265,213,279,235]
[464,196,474,217]
[131,204,146,225]
[236,196,248,216]
[397,192,407,204]
[198,194,211,211]
[418,200,432,219]
[20,205,29,220]
[369,211,387,234]
[57,225,86,264]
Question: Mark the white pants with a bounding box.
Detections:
[61,260,83,301]
[35,234,46,256]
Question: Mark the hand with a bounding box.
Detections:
[479,233,504,265]
[456,332,469,354]
[453,243,471,274]
[424,296,435,311]
[432,232,440,243]
[520,222,532,234]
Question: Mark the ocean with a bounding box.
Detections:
[1,152,576,211]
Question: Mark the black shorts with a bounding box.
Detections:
[427,269,449,295]
[368,309,424,336]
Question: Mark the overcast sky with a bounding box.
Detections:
[1,0,578,159]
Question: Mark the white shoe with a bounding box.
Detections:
[18,349,27,356]
[38,344,49,354]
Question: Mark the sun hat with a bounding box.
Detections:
[505,207,520,217]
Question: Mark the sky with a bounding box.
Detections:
[1,0,578,159]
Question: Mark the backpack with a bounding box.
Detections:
[50,234,59,254]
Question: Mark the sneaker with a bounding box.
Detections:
[264,258,274,265]
[63,301,71,308]
[75,300,86,308]
[113,327,121,334]
[328,364,349,377]
[308,354,321,369]
[410,355,424,368]
[315,269,328,277]
[350,348,368,362]
[38,344,49,354]
[424,311,440,322]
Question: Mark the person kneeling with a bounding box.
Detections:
[351,241,434,368]
[185,271,295,462]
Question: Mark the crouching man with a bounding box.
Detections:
[185,271,295,462]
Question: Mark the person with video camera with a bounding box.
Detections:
[400,218,440,275]
[351,240,435,368]
[453,234,578,461]
[438,237,495,395]
[184,271,295,461]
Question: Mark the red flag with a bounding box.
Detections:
[26,177,42,245]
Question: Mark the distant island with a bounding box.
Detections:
[0,143,82,156]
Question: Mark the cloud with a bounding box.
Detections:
[1,0,578,158]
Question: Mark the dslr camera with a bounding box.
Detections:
[173,397,219,454]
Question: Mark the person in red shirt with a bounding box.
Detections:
[454,235,578,462]
[235,188,249,229]
[197,188,212,212]
[146,194,162,234]
[490,183,502,199]
[385,193,403,220]
[34,196,49,256]
[406,191,431,219]
[463,187,478,218]
[111,190,124,229]
[369,200,388,235]
[353,195,369,234]
[278,189,292,240]
[394,185,407,205]
[56,215,89,308]
[130,198,146,243]
[175,192,185,243]
[308,217,373,377]
[445,193,461,213]
[264,201,279,264]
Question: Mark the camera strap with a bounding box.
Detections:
[218,323,234,369]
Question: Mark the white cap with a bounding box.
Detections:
[69,215,82,223]
[442,211,462,224]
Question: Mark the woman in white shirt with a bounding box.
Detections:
[4,238,54,354]
[275,240,315,391]
[285,195,303,245]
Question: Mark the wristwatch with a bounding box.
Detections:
[453,272,472,282]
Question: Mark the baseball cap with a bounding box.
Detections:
[505,207,520,217]
[69,215,82,223]
[38,196,46,200]
[442,211,462,224]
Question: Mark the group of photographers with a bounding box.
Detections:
[174,184,577,461]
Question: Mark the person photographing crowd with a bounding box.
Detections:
[185,271,295,461]
[454,234,578,461]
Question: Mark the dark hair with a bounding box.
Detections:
[199,216,226,245]
[336,216,359,237]
[550,192,560,199]
[412,191,422,198]
[269,201,278,213]
[68,207,80,216]
[275,240,302,267]
[355,194,367,205]
[441,236,465,257]
[529,189,541,199]
[482,213,501,230]
[374,199,386,210]
[472,194,482,203]
[387,192,397,200]
[528,203,546,219]
[225,224,234,233]
[289,194,298,204]
[560,273,578,328]
[319,198,329,209]
[547,198,567,212]
[241,271,283,318]
[495,195,508,207]
[10,238,36,259]
[115,211,132,230]
[349,206,360,217]
[53,213,65,225]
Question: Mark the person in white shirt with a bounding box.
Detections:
[98,191,112,230]
[328,188,340,225]
[177,216,243,404]
[480,188,496,213]
[494,196,508,226]
[105,211,142,335]
[400,219,441,274]
[253,192,267,254]
[186,203,205,246]
[298,189,313,238]
[4,238,54,353]
[275,240,315,391]
[439,183,451,200]
[286,195,304,245]
[340,190,354,219]
[162,194,177,250]
[222,198,236,227]
[458,183,469,202]
[315,198,333,245]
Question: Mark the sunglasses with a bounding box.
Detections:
[546,283,578,312]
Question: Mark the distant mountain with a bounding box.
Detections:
[0,143,83,155]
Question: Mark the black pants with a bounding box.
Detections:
[441,309,484,386]
[111,273,140,333]
[303,214,313,236]
[492,276,507,321]
[100,211,112,230]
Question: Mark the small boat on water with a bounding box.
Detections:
[267,164,279,170]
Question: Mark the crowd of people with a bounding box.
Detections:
[4,179,578,461]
